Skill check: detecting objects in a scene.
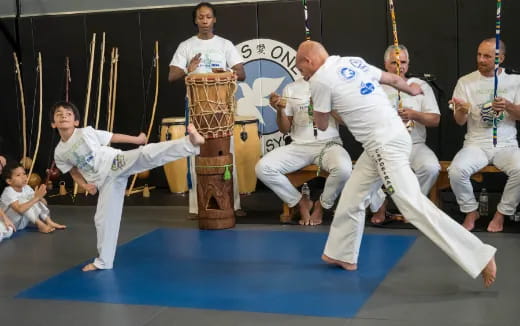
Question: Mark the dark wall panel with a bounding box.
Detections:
[390,0,458,160]
[0,18,20,161]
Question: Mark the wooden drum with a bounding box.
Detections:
[233,116,261,194]
[160,117,188,193]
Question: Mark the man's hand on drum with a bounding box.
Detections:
[187,53,202,74]
[269,93,285,111]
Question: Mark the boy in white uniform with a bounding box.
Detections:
[296,41,496,287]
[168,2,245,217]
[1,162,65,234]
[450,38,520,232]
[51,101,204,271]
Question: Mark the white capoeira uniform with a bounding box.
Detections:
[449,70,520,215]
[256,78,352,209]
[55,126,200,269]
[309,55,495,278]
[170,35,243,214]
[1,185,50,230]
[382,78,441,195]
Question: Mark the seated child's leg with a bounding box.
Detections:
[43,216,66,229]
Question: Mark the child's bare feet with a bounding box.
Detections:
[322,254,357,271]
[462,210,479,231]
[487,212,504,232]
[309,201,323,226]
[46,217,67,230]
[298,197,313,225]
[82,263,99,272]
[36,220,54,233]
[187,124,205,145]
[481,256,497,288]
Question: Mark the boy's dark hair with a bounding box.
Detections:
[2,161,23,181]
[49,101,80,122]
[192,2,216,26]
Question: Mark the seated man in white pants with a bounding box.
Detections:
[449,38,520,232]
[256,77,385,225]
[372,44,441,223]
[296,40,496,287]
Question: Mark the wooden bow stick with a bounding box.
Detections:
[13,53,28,167]
[127,41,160,196]
[28,52,43,179]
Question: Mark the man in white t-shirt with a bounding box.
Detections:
[256,78,386,225]
[449,38,520,233]
[296,40,496,287]
[168,2,245,217]
[371,44,441,224]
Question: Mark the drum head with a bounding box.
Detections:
[186,71,236,82]
[161,117,185,125]
[234,115,259,125]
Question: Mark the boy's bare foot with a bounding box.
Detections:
[309,201,323,226]
[298,197,313,225]
[462,210,479,231]
[481,256,496,288]
[46,217,67,230]
[36,220,54,234]
[235,209,247,217]
[322,254,357,271]
[82,263,99,272]
[487,212,504,232]
[187,124,205,145]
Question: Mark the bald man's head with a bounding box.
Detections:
[296,40,329,79]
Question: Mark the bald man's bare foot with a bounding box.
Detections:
[187,124,205,145]
[322,254,357,271]
[82,263,99,272]
[298,197,313,225]
[481,256,496,288]
[487,212,504,232]
[309,201,323,226]
[462,211,479,231]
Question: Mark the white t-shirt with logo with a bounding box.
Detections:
[309,56,405,150]
[382,78,440,144]
[54,126,120,186]
[1,185,35,210]
[283,78,340,144]
[170,35,243,74]
[453,70,520,147]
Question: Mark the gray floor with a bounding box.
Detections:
[0,202,517,326]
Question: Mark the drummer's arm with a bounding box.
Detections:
[231,63,246,81]
[168,65,186,83]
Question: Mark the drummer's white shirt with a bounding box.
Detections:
[170,35,243,74]
[283,78,340,144]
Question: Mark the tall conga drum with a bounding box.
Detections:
[186,72,237,229]
[233,116,261,194]
[160,117,188,193]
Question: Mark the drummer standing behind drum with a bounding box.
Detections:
[168,2,246,216]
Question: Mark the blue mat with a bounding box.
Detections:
[17,229,415,318]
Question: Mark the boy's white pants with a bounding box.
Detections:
[448,144,520,215]
[189,136,240,214]
[324,130,496,279]
[255,139,351,209]
[93,137,199,269]
[5,202,49,231]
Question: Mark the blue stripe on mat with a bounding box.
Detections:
[17,228,415,318]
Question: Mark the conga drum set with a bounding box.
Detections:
[160,117,188,193]
[185,71,237,229]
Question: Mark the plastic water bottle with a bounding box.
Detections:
[479,188,488,217]
[302,183,310,199]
